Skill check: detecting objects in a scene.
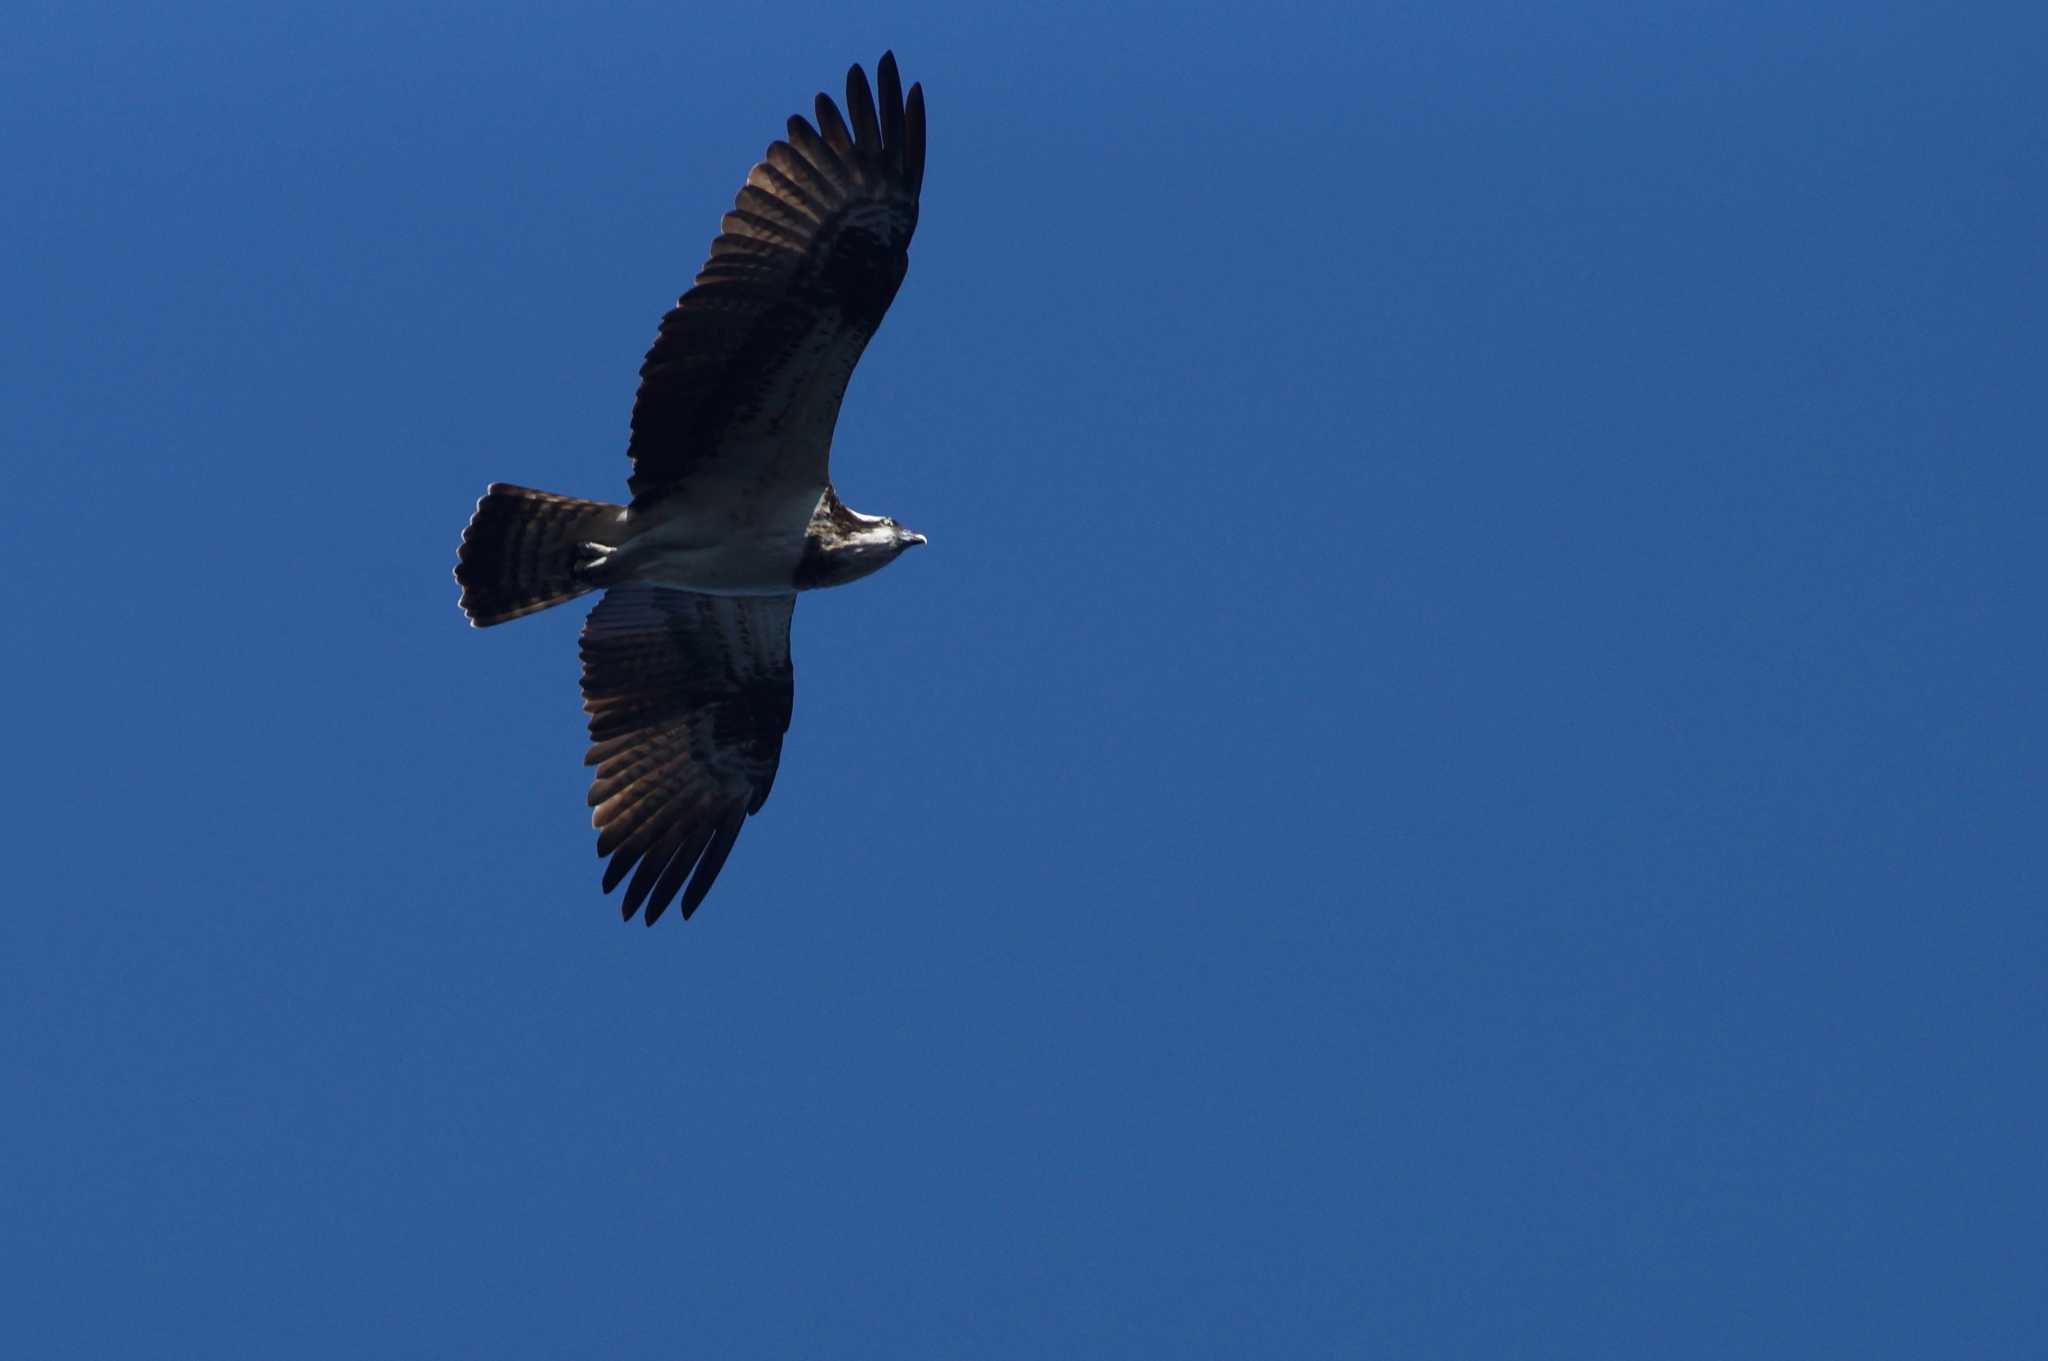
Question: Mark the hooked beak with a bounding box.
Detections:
[902,531,928,547]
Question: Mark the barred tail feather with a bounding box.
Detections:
[455,483,625,627]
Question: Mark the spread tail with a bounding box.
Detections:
[455,483,625,627]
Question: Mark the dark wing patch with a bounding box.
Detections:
[579,585,796,924]
[627,52,926,502]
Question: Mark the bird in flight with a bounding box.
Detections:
[454,53,929,926]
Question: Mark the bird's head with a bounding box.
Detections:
[806,510,926,589]
[845,515,927,558]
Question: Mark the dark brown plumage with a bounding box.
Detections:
[580,586,793,923]
[454,53,929,927]
[626,52,925,502]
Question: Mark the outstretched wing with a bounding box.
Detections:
[579,585,795,924]
[627,52,927,503]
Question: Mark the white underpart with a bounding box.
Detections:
[602,477,822,596]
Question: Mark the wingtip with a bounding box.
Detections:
[844,60,880,148]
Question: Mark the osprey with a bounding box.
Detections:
[454,53,928,926]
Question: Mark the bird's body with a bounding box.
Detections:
[453,53,929,925]
[588,489,817,597]
[581,482,918,597]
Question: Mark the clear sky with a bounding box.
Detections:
[4,1,2043,1356]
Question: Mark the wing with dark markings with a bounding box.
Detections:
[579,585,795,924]
[627,51,926,503]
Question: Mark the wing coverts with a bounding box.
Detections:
[579,585,796,923]
[626,53,926,501]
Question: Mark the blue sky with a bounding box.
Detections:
[3,1,2043,1355]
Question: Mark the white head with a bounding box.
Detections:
[845,514,928,554]
[833,513,927,578]
[798,496,927,589]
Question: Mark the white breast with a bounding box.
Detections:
[612,481,822,597]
